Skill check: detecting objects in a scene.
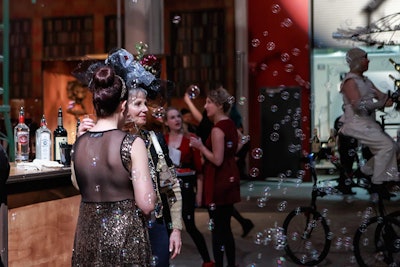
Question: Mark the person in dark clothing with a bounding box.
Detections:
[0,144,10,267]
[0,144,9,205]
[334,111,376,195]
[334,115,358,195]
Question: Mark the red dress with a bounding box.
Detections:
[164,133,202,173]
[203,119,241,206]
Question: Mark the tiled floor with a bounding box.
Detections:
[170,178,400,267]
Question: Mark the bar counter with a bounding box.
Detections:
[6,164,80,267]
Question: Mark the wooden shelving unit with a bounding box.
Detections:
[0,19,32,99]
[104,15,124,53]
[167,9,228,97]
[43,16,94,59]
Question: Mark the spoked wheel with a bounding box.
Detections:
[353,215,400,267]
[282,206,331,266]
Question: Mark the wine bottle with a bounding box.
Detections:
[388,58,400,72]
[14,106,30,162]
[35,114,52,160]
[54,107,68,162]
[388,74,400,88]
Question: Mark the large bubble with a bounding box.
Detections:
[186,85,200,99]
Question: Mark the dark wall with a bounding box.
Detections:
[248,0,311,180]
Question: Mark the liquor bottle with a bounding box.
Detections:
[75,118,81,140]
[14,106,30,162]
[311,128,321,154]
[388,74,400,88]
[53,107,68,162]
[388,58,400,72]
[35,115,52,160]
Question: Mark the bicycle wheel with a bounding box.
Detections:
[283,206,331,266]
[353,215,400,267]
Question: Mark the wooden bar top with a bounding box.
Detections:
[8,163,72,184]
[6,163,78,209]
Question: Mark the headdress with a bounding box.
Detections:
[105,48,156,88]
[72,44,174,102]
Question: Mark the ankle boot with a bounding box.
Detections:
[241,219,254,238]
[202,261,215,267]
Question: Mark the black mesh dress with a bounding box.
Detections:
[71,129,151,267]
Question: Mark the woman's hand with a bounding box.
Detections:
[77,117,95,137]
[189,136,203,150]
[183,91,192,106]
[169,229,182,259]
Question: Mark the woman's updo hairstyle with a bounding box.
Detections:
[208,86,234,114]
[89,66,127,118]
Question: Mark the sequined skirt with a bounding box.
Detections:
[72,199,151,267]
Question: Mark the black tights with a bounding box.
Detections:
[180,175,211,262]
[337,134,358,182]
[208,204,236,267]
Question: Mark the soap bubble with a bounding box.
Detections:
[172,15,181,24]
[251,38,261,47]
[249,167,260,178]
[260,63,268,71]
[292,48,301,56]
[186,85,200,99]
[257,94,265,102]
[281,18,293,28]
[277,201,288,211]
[284,64,294,73]
[270,132,280,142]
[152,106,165,119]
[271,4,281,14]
[257,197,267,208]
[266,42,276,51]
[227,96,235,104]
[238,96,247,105]
[280,53,290,62]
[281,91,290,100]
[150,255,159,266]
[273,123,280,131]
[251,147,263,159]
[241,135,250,144]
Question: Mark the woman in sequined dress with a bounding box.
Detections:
[78,49,183,267]
[79,87,183,267]
[71,66,155,266]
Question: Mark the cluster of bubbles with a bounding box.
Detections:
[165,6,368,265]
[151,106,165,119]
[253,224,287,251]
